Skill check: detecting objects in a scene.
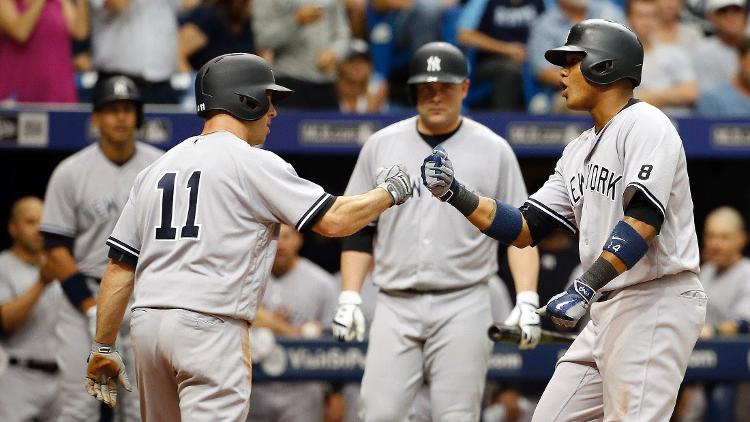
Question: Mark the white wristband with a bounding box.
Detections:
[338,290,362,305]
[516,291,539,307]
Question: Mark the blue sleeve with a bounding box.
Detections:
[457,0,491,31]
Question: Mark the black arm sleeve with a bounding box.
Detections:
[41,232,74,251]
[624,190,665,233]
[341,225,376,253]
[519,203,574,246]
[108,247,138,268]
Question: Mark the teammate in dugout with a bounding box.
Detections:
[83,53,412,421]
[40,75,163,422]
[332,42,541,422]
[422,20,707,421]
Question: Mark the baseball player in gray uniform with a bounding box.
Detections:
[0,197,62,421]
[250,224,337,422]
[422,20,707,421]
[84,53,412,421]
[332,42,541,422]
[40,76,162,422]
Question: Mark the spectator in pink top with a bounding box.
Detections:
[0,0,88,103]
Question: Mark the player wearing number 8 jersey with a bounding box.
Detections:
[422,20,707,420]
[84,54,412,421]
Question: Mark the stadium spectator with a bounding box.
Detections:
[653,0,705,49]
[343,0,367,38]
[0,197,62,422]
[177,0,255,73]
[0,0,88,103]
[628,0,698,115]
[527,0,623,91]
[697,38,750,117]
[337,39,389,114]
[250,224,338,422]
[371,0,454,57]
[456,0,546,111]
[691,0,747,90]
[90,0,182,104]
[253,0,351,109]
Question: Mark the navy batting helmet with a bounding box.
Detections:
[545,19,644,87]
[93,75,143,127]
[407,42,468,103]
[194,53,292,121]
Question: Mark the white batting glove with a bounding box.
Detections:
[503,291,541,349]
[332,291,366,342]
[86,305,97,341]
[85,342,132,408]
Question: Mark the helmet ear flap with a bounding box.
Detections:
[589,59,615,77]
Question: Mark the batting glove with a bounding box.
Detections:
[86,305,97,340]
[421,146,460,201]
[85,342,132,408]
[376,164,413,206]
[332,291,366,342]
[503,291,541,349]
[537,279,595,328]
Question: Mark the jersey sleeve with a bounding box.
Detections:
[620,116,682,219]
[252,155,334,232]
[40,164,77,242]
[106,185,142,265]
[526,157,578,236]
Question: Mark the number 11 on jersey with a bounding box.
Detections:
[155,170,202,240]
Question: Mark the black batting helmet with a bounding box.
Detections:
[545,19,644,87]
[407,42,468,103]
[93,75,143,127]
[195,53,292,121]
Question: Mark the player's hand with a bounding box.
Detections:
[503,291,541,349]
[85,342,132,408]
[86,305,97,340]
[316,49,338,74]
[421,146,459,201]
[332,291,366,342]
[376,164,412,206]
[537,279,595,328]
[295,5,325,25]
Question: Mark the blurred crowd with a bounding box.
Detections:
[2,0,750,116]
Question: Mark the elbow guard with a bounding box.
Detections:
[482,200,523,245]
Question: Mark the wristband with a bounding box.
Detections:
[60,273,94,310]
[444,181,480,217]
[482,200,523,245]
[603,221,649,269]
[338,291,362,305]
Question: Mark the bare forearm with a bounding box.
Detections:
[341,251,373,292]
[457,30,513,56]
[103,0,132,13]
[507,245,539,293]
[254,307,300,337]
[95,260,135,345]
[638,83,698,108]
[0,0,45,43]
[313,189,392,237]
[0,281,45,333]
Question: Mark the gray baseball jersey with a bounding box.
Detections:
[345,117,527,291]
[108,131,333,322]
[700,258,750,324]
[528,101,700,292]
[0,250,61,361]
[251,257,337,422]
[41,142,164,278]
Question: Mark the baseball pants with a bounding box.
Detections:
[532,272,707,422]
[130,308,252,422]
[0,365,62,421]
[56,288,140,422]
[359,282,493,422]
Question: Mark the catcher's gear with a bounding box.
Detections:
[503,291,542,349]
[332,291,366,342]
[85,342,132,408]
[376,164,413,206]
[93,75,144,127]
[407,41,468,103]
[545,19,644,87]
[537,279,595,328]
[195,53,292,121]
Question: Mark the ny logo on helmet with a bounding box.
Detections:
[426,56,441,72]
[113,80,129,95]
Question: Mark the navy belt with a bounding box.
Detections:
[9,357,59,374]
